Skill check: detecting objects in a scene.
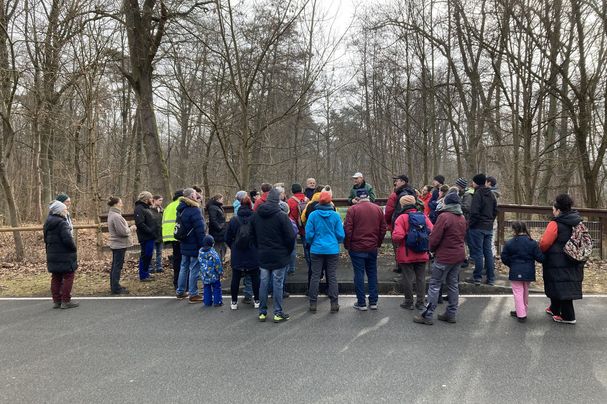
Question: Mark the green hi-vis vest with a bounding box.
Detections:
[162,200,179,242]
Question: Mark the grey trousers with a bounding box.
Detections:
[309,253,339,303]
[399,262,426,305]
[422,261,461,319]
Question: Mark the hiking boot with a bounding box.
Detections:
[253,300,260,309]
[230,302,238,310]
[552,315,576,324]
[242,296,252,304]
[259,313,267,322]
[400,302,414,310]
[369,303,378,310]
[52,302,61,309]
[273,313,290,323]
[176,292,188,300]
[413,315,433,325]
[437,313,456,323]
[353,303,368,311]
[330,303,340,313]
[415,302,425,310]
[112,287,129,295]
[309,302,317,312]
[545,307,554,316]
[188,295,203,304]
[60,301,79,310]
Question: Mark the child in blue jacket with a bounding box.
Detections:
[199,235,224,307]
[500,222,544,322]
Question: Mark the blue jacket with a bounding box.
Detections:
[305,204,345,255]
[225,206,259,270]
[198,246,223,284]
[500,235,544,282]
[176,197,207,257]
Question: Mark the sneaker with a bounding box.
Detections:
[369,303,378,310]
[230,302,238,310]
[60,301,79,310]
[437,313,456,323]
[465,277,481,286]
[354,303,368,311]
[309,302,317,312]
[53,302,61,309]
[253,301,260,309]
[413,315,433,325]
[213,303,223,307]
[111,288,129,295]
[188,295,203,304]
[330,303,340,313]
[273,313,290,323]
[552,315,576,324]
[259,313,267,322]
[242,296,252,304]
[176,292,188,300]
[400,302,413,310]
[545,307,554,316]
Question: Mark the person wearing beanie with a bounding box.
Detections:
[253,188,296,323]
[175,188,207,302]
[305,188,345,313]
[198,235,224,307]
[413,182,467,326]
[344,187,387,311]
[55,193,73,235]
[485,176,501,257]
[466,173,498,286]
[44,200,79,309]
[348,172,376,205]
[162,189,185,289]
[134,190,157,282]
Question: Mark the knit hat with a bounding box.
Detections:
[434,175,445,184]
[399,195,416,207]
[48,200,67,215]
[137,191,153,202]
[356,188,369,199]
[173,189,184,201]
[235,190,247,201]
[444,192,461,205]
[291,183,303,194]
[455,178,468,189]
[319,191,332,204]
[279,201,290,214]
[472,173,486,186]
[56,193,70,203]
[202,235,215,247]
[182,188,196,199]
[267,188,280,204]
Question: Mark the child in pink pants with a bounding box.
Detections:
[500,222,544,322]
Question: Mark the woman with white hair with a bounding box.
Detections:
[44,201,78,309]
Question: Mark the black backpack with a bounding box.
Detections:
[233,217,253,249]
[173,210,192,241]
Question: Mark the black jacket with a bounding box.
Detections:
[225,206,259,270]
[207,200,227,243]
[150,207,163,243]
[253,193,296,270]
[469,186,497,230]
[44,214,78,273]
[542,211,585,300]
[134,200,157,242]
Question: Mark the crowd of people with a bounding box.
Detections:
[43,172,588,325]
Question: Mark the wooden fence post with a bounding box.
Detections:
[497,210,505,255]
[600,217,607,260]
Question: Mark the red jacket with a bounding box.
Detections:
[344,201,387,252]
[253,192,269,211]
[420,193,432,216]
[392,209,433,263]
[384,185,416,231]
[287,193,308,235]
[429,211,467,264]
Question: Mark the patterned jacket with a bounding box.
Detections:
[198,246,223,284]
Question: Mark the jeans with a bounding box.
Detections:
[511,281,530,318]
[138,239,155,280]
[288,242,297,275]
[51,272,75,303]
[469,228,495,283]
[309,254,339,303]
[243,273,253,299]
[110,248,126,292]
[422,261,461,320]
[215,242,227,263]
[171,242,182,290]
[231,268,260,303]
[400,262,426,306]
[176,255,201,297]
[203,280,222,306]
[259,266,287,315]
[153,242,163,272]
[349,250,378,306]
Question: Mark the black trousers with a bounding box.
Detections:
[110,248,126,292]
[231,268,260,303]
[550,298,575,321]
[171,242,182,290]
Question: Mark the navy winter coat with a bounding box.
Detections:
[176,197,207,257]
[225,206,259,270]
[44,214,78,273]
[134,200,157,242]
[500,235,544,282]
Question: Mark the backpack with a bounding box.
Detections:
[233,217,254,249]
[173,210,193,241]
[405,212,430,252]
[290,195,308,228]
[563,222,593,262]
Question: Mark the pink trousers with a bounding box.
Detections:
[511,281,530,318]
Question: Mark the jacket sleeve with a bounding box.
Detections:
[368,185,376,202]
[539,221,558,252]
[116,215,131,238]
[209,207,225,234]
[500,241,512,266]
[348,188,356,205]
[461,193,472,216]
[193,210,207,248]
[391,215,406,244]
[282,215,296,253]
[334,214,345,243]
[305,214,316,245]
[533,240,545,263]
[469,192,481,227]
[384,193,395,225]
[344,208,353,250]
[225,217,237,248]
[59,221,77,252]
[378,210,387,247]
[425,216,434,233]
[214,252,223,276]
[428,215,445,252]
[135,208,154,236]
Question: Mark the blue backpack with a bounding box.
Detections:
[405,212,430,252]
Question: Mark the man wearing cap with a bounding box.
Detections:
[134,191,158,282]
[162,189,184,290]
[348,172,376,205]
[344,188,387,310]
[467,173,498,286]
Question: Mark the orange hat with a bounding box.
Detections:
[399,195,416,206]
[319,191,332,204]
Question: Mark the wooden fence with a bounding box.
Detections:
[2,199,607,259]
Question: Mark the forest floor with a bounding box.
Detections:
[1,228,607,296]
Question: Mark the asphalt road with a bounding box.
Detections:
[1,296,606,404]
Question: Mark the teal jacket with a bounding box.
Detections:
[305,204,345,255]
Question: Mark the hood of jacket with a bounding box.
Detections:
[45,214,66,231]
[554,210,582,227]
[237,205,253,218]
[177,196,200,212]
[476,186,493,199]
[440,203,463,215]
[257,191,281,218]
[313,203,334,217]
